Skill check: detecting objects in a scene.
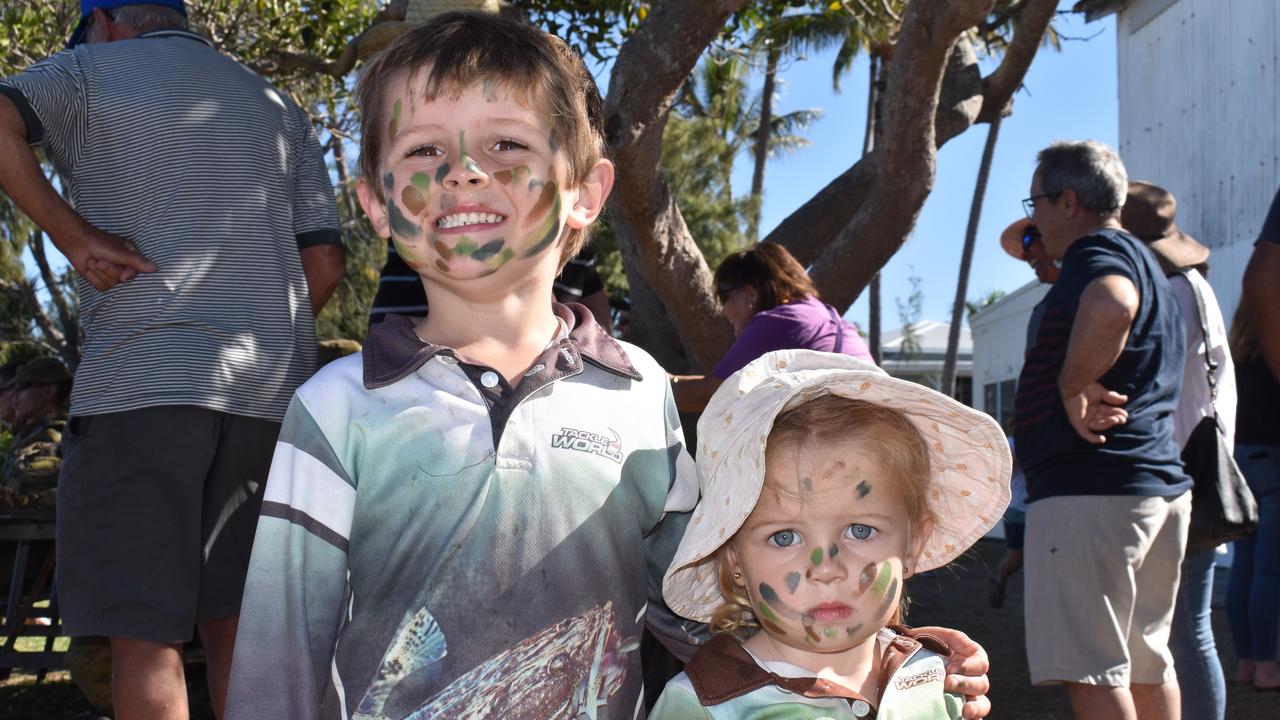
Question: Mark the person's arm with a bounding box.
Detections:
[669,374,722,413]
[0,93,154,290]
[580,287,614,334]
[1058,274,1137,444]
[300,243,344,315]
[909,626,992,719]
[225,396,353,718]
[1244,241,1280,381]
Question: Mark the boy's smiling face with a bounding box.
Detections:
[358,72,610,285]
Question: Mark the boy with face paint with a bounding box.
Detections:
[227,13,997,719]
[656,350,1011,720]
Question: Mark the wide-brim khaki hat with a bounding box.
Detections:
[1122,180,1210,274]
[663,350,1011,623]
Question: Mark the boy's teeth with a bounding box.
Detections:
[437,212,504,229]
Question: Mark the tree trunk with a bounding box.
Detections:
[748,44,779,243]
[28,231,80,369]
[864,53,882,366]
[941,111,1002,397]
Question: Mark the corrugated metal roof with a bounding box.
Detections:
[1073,0,1127,21]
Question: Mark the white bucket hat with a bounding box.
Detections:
[663,349,1012,623]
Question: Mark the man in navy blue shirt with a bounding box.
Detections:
[1014,140,1191,720]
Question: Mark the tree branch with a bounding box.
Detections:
[604,0,751,370]
[976,0,1057,122]
[0,276,64,350]
[807,0,996,311]
[28,230,79,368]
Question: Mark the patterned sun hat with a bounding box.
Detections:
[663,349,1012,622]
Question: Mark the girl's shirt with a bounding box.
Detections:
[714,296,873,379]
[649,628,964,720]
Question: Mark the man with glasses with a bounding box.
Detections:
[1013,141,1191,720]
[0,1,342,716]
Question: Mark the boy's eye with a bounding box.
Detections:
[767,529,801,548]
[406,144,442,158]
[492,139,528,152]
[845,524,877,541]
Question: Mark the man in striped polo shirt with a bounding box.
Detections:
[0,1,343,716]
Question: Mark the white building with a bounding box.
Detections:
[972,0,1276,421]
[879,320,974,406]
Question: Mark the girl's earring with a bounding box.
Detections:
[732,572,742,581]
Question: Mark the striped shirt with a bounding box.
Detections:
[0,30,340,421]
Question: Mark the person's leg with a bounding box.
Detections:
[195,413,280,716]
[1226,534,1257,682]
[1168,548,1222,720]
[1128,492,1190,720]
[1024,497,1135,689]
[198,617,238,719]
[1130,681,1181,720]
[1247,447,1280,687]
[1063,683,1137,720]
[58,408,220,718]
[110,638,188,720]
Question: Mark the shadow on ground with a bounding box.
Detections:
[907,538,1275,719]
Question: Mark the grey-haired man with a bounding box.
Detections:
[0,1,342,716]
[1014,141,1192,720]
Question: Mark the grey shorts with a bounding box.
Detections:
[57,406,279,643]
[1024,492,1191,687]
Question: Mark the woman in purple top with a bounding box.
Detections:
[670,243,873,411]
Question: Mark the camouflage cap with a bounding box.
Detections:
[13,357,72,387]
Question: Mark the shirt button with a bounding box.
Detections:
[480,371,500,388]
[851,699,871,717]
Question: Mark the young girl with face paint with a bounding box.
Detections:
[655,349,1012,720]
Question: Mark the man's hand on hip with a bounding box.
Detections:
[1062,382,1128,444]
[63,225,157,291]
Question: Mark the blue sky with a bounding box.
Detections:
[727,2,1119,329]
[25,2,1117,334]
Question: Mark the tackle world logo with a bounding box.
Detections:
[551,427,623,463]
[894,667,944,691]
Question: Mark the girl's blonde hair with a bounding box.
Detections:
[708,395,935,637]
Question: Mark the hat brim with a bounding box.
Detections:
[662,350,1012,623]
[1145,225,1210,273]
[999,218,1034,260]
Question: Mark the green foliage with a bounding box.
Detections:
[965,288,1007,318]
[314,187,384,343]
[895,270,923,360]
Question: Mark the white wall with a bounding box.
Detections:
[970,281,1049,415]
[1116,0,1279,322]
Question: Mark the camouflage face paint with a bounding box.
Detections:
[435,163,452,185]
[526,179,558,225]
[871,578,899,621]
[858,562,877,595]
[758,583,808,623]
[389,98,402,139]
[872,560,894,598]
[471,239,506,262]
[823,627,837,639]
[810,547,823,567]
[434,259,449,273]
[411,172,432,191]
[856,481,872,499]
[494,165,531,187]
[520,192,561,259]
[804,624,820,643]
[845,623,864,637]
[382,173,421,238]
[401,185,426,216]
[785,571,801,594]
[458,131,482,176]
[829,543,839,559]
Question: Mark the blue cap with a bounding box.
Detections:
[67,0,187,49]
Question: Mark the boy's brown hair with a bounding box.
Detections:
[354,11,605,262]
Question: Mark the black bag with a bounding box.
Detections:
[1179,272,1258,551]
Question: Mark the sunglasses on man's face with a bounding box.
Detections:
[1021,225,1040,252]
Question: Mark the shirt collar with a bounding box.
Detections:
[362,302,642,389]
[137,29,214,48]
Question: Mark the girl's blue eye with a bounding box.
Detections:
[768,530,800,548]
[846,524,877,541]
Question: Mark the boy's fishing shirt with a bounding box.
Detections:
[225,304,700,719]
